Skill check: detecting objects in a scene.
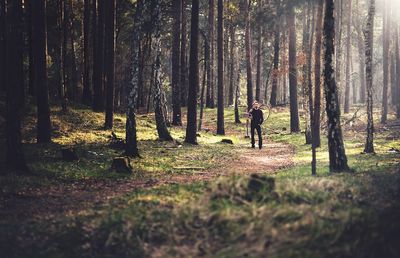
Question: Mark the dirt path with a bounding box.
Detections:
[1,141,294,221]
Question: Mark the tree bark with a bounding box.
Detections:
[5,0,29,173]
[125,0,143,157]
[93,0,105,112]
[302,3,312,144]
[355,0,366,104]
[185,0,199,144]
[314,0,323,148]
[344,0,352,114]
[216,0,224,135]
[172,0,182,126]
[323,0,349,172]
[381,0,389,124]
[206,0,215,108]
[181,0,188,107]
[152,0,173,141]
[245,0,253,110]
[270,25,280,107]
[287,6,300,133]
[235,66,241,124]
[0,0,5,92]
[228,26,235,106]
[26,0,35,97]
[255,23,262,102]
[104,0,115,129]
[395,23,400,119]
[364,0,375,154]
[82,0,92,106]
[198,32,207,131]
[32,0,52,143]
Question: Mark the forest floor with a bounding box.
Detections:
[1,102,400,258]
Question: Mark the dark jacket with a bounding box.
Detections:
[249,109,264,126]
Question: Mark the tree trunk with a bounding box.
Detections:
[0,0,5,92]
[235,66,241,124]
[381,0,389,124]
[245,0,253,110]
[172,0,182,126]
[199,32,207,131]
[390,50,396,106]
[364,0,375,154]
[302,3,312,145]
[61,0,70,112]
[68,0,78,102]
[335,0,343,107]
[307,0,317,175]
[206,0,215,108]
[255,24,262,102]
[32,0,52,143]
[228,26,235,106]
[82,0,92,106]
[216,0,224,135]
[93,0,105,112]
[125,0,143,157]
[323,0,349,172]
[287,6,300,133]
[395,23,400,119]
[104,0,115,129]
[270,25,280,107]
[152,0,173,141]
[314,0,323,148]
[5,0,29,173]
[355,0,366,104]
[181,0,188,107]
[344,0,352,114]
[26,0,35,97]
[185,0,199,144]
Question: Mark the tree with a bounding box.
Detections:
[255,0,263,102]
[0,0,5,92]
[245,0,253,110]
[395,22,400,119]
[355,0,366,104]
[228,26,235,106]
[381,0,389,124]
[270,24,280,107]
[152,0,173,141]
[364,0,375,154]
[206,0,215,108]
[26,0,35,97]
[185,0,199,144]
[5,0,29,173]
[181,0,188,107]
[314,0,324,147]
[32,0,52,143]
[82,0,93,106]
[93,0,105,112]
[104,0,116,129]
[323,0,349,172]
[287,6,300,133]
[171,0,182,126]
[216,0,224,135]
[125,0,144,157]
[344,0,352,114]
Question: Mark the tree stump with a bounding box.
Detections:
[221,139,234,144]
[61,147,79,162]
[111,157,133,173]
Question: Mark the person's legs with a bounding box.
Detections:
[256,125,262,149]
[251,125,256,148]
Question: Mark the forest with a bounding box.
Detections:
[1,0,400,257]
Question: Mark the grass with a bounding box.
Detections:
[0,103,400,257]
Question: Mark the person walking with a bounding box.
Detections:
[248,101,264,149]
